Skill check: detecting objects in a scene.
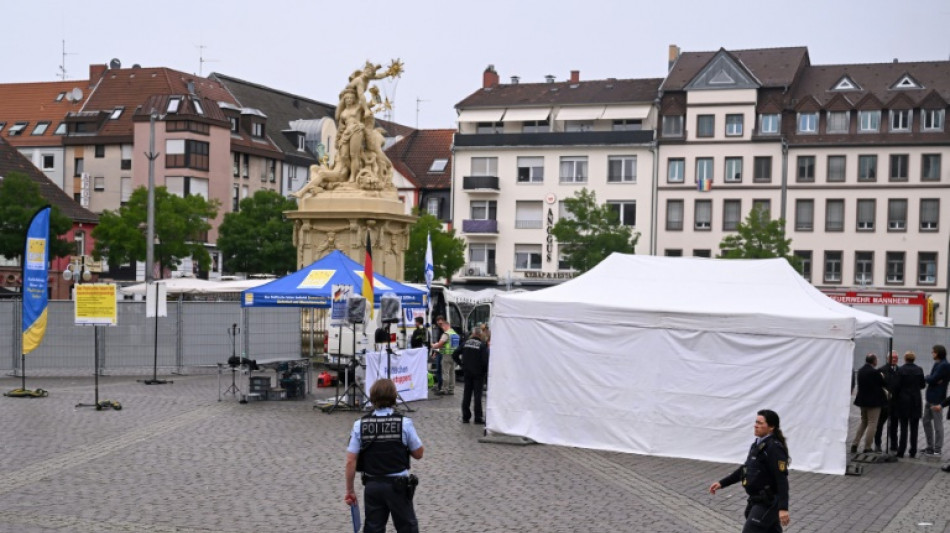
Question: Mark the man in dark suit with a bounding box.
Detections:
[874,351,901,453]
[851,353,886,454]
[895,351,925,458]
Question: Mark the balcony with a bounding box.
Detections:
[462,219,498,234]
[454,130,654,148]
[463,175,500,191]
[463,262,497,277]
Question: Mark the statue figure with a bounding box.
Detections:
[294,60,403,198]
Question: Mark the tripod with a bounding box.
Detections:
[223,324,243,399]
[323,323,367,413]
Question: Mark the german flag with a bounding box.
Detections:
[363,233,374,319]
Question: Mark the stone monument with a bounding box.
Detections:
[289,60,415,280]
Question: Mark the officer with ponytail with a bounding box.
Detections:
[709,409,790,532]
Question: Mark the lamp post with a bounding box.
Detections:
[141,110,169,385]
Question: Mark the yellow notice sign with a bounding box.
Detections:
[75,284,118,326]
[298,269,335,289]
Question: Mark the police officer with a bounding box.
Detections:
[452,326,489,424]
[345,378,424,533]
[709,409,790,532]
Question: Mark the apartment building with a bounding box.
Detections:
[386,129,455,219]
[452,66,661,288]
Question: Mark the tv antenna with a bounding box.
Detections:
[415,97,428,129]
[196,44,218,76]
[58,39,77,80]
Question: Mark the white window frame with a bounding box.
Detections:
[607,156,636,183]
[470,200,497,220]
[855,251,874,285]
[667,158,685,183]
[694,199,712,230]
[559,156,588,183]
[759,114,780,134]
[919,252,937,285]
[890,109,911,132]
[662,115,684,136]
[856,199,875,231]
[606,200,636,226]
[471,157,498,177]
[920,199,939,231]
[514,244,542,271]
[516,156,544,183]
[887,199,907,231]
[858,110,881,132]
[795,199,814,231]
[797,112,818,133]
[41,154,55,170]
[429,158,448,173]
[725,114,743,136]
[695,158,714,182]
[724,157,742,183]
[514,201,543,229]
[426,197,440,217]
[886,252,905,284]
[826,111,849,133]
[824,251,843,283]
[166,98,181,114]
[922,109,945,131]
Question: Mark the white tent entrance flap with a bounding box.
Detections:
[486,255,892,475]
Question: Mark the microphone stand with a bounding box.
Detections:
[383,321,414,413]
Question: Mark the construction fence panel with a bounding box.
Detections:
[180,301,245,367]
[243,306,304,361]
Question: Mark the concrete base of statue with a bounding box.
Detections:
[288,188,415,281]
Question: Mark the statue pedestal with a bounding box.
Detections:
[288,189,415,281]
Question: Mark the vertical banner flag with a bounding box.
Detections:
[697,176,712,192]
[363,233,374,319]
[424,232,434,293]
[22,206,51,354]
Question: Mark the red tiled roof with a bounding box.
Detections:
[662,47,810,91]
[456,78,662,109]
[0,80,92,146]
[385,129,454,190]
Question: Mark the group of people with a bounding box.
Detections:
[851,344,950,471]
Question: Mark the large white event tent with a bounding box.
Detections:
[487,254,892,475]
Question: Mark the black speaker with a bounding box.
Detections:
[374,327,390,344]
[347,296,366,324]
[380,294,400,324]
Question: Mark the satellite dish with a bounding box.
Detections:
[71,88,83,102]
[109,58,122,69]
[132,64,141,69]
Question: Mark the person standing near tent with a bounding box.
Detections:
[851,353,886,454]
[923,344,950,458]
[410,316,429,349]
[895,351,925,458]
[709,409,790,532]
[453,326,489,424]
[874,351,900,453]
[431,316,459,395]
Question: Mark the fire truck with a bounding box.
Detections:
[821,290,934,326]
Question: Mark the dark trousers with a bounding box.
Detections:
[433,353,443,390]
[874,404,898,450]
[742,501,782,533]
[461,372,484,422]
[364,479,418,533]
[897,416,921,457]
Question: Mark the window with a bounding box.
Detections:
[468,243,495,272]
[606,201,636,226]
[858,110,881,132]
[886,252,905,284]
[797,156,815,182]
[611,119,641,131]
[824,251,842,283]
[725,114,743,136]
[74,157,83,177]
[696,115,714,137]
[826,111,849,133]
[476,121,502,134]
[724,157,742,183]
[665,249,683,257]
[559,156,588,183]
[607,156,636,183]
[120,176,131,204]
[232,184,240,211]
[667,158,685,183]
[109,108,123,120]
[268,159,276,182]
[426,197,440,217]
[93,176,105,191]
[855,252,874,285]
[41,154,55,170]
[797,112,818,133]
[297,135,305,151]
[8,122,27,136]
[694,199,712,230]
[558,251,573,271]
[54,122,66,135]
[251,122,264,137]
[795,200,814,231]
[73,230,85,256]
[165,176,209,199]
[516,156,544,183]
[922,154,941,181]
[890,154,909,181]
[695,158,713,182]
[558,200,576,222]
[753,156,772,182]
[759,114,780,134]
[752,199,771,218]
[890,109,911,132]
[429,159,448,173]
[922,109,945,131]
[523,120,549,133]
[193,100,204,115]
[858,155,877,181]
[167,98,181,113]
[564,121,593,132]
[662,115,683,137]
[920,199,939,231]
[166,139,209,170]
[120,143,132,170]
[471,157,498,176]
[470,200,497,220]
[723,199,741,231]
[514,201,543,229]
[242,154,249,178]
[827,155,846,182]
[794,251,812,281]
[857,199,875,231]
[919,253,937,285]
[94,145,105,158]
[229,116,239,133]
[826,199,844,231]
[514,244,542,271]
[31,122,50,135]
[233,153,240,177]
[666,200,684,231]
[888,199,907,231]
[693,249,712,258]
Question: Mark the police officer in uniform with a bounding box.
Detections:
[709,409,790,532]
[345,378,424,533]
[453,326,490,424]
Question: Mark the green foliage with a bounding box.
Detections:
[718,206,802,270]
[404,212,466,282]
[0,172,74,263]
[91,186,219,276]
[549,188,639,273]
[217,190,297,275]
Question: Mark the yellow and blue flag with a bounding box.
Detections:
[22,206,51,354]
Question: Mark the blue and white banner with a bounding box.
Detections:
[364,347,429,403]
[22,206,50,354]
[424,232,434,293]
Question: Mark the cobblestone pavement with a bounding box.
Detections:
[0,370,947,532]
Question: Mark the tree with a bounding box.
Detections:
[550,188,639,273]
[91,186,219,276]
[0,172,74,263]
[404,212,466,283]
[718,206,802,270]
[217,190,297,275]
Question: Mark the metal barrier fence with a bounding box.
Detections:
[1,300,302,376]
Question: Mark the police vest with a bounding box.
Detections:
[357,414,410,476]
[440,329,460,355]
[741,438,782,496]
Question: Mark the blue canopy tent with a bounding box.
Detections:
[241,250,427,309]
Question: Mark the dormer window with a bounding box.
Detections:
[892,75,922,90]
[297,134,305,150]
[251,122,264,137]
[797,113,817,134]
[8,122,27,136]
[922,109,945,131]
[890,110,912,132]
[167,97,181,114]
[429,159,448,173]
[858,110,881,132]
[193,100,204,115]
[110,107,123,120]
[832,76,861,91]
[229,116,239,133]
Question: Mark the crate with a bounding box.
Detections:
[266,389,286,401]
[249,376,271,393]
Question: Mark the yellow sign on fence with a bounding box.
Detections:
[75,284,118,326]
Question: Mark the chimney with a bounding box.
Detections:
[545,75,556,83]
[483,64,499,88]
[511,75,520,84]
[668,44,681,72]
[89,64,107,82]
[187,80,196,95]
[893,58,899,63]
[570,70,579,83]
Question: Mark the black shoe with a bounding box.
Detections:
[896,454,904,458]
[909,453,917,459]
[862,448,874,454]
[460,418,470,424]
[942,465,950,473]
[874,446,882,453]
[923,447,934,455]
[850,445,858,453]
[473,418,485,425]
[435,390,445,396]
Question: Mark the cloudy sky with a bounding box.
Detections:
[6,0,950,129]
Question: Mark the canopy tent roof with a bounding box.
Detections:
[119,277,272,296]
[241,250,427,308]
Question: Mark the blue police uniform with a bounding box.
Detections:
[718,434,789,533]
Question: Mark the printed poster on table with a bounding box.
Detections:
[364,347,428,403]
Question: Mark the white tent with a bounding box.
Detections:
[120,278,271,296]
[487,255,893,475]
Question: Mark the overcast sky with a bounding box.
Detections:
[6,0,950,130]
